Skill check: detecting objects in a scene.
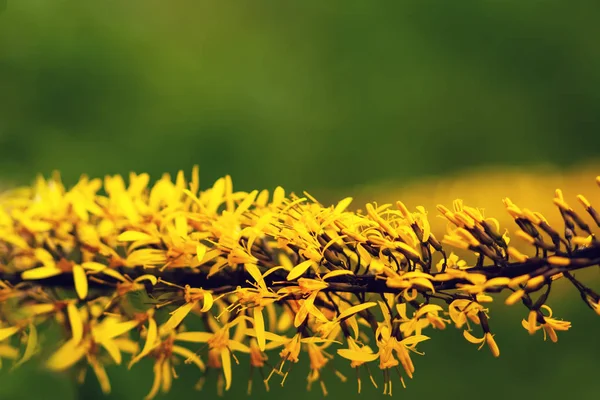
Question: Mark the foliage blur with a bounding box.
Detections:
[0,1,599,399]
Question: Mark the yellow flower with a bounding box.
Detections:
[233,263,282,351]
[174,318,249,392]
[375,324,430,395]
[396,303,448,336]
[46,306,142,394]
[160,284,214,333]
[337,337,379,393]
[448,299,487,329]
[462,330,500,357]
[259,331,338,388]
[143,334,206,400]
[375,301,430,395]
[435,252,467,272]
[305,342,346,395]
[522,305,571,342]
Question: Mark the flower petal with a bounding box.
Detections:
[129,318,158,368]
[337,349,379,363]
[21,266,62,280]
[67,303,84,344]
[0,326,21,342]
[13,323,37,368]
[462,330,484,344]
[221,348,232,391]
[175,331,213,343]
[94,319,140,343]
[253,307,266,351]
[322,269,354,280]
[73,264,88,300]
[245,263,266,289]
[102,339,122,365]
[286,260,314,281]
[338,302,377,321]
[46,340,86,371]
[162,301,196,333]
[117,231,155,242]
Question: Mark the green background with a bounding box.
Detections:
[0,1,599,399]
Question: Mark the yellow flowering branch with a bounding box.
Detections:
[0,168,598,398]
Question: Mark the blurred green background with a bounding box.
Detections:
[1,1,599,399]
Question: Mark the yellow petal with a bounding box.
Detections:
[245,263,266,289]
[421,213,431,243]
[133,274,159,286]
[94,320,140,343]
[256,189,269,207]
[396,303,409,320]
[228,339,251,353]
[415,304,444,318]
[200,292,213,312]
[486,333,500,357]
[21,303,56,316]
[91,359,111,394]
[21,266,62,280]
[34,248,56,268]
[174,331,213,343]
[102,339,122,365]
[100,268,128,282]
[338,302,377,320]
[161,358,172,393]
[253,307,266,351]
[485,277,511,288]
[322,269,354,280]
[174,215,188,239]
[67,303,84,344]
[113,338,139,354]
[0,344,19,359]
[333,197,353,214]
[527,310,538,335]
[46,340,86,371]
[196,244,207,263]
[126,249,167,267]
[81,261,109,272]
[411,277,435,292]
[272,186,285,208]
[145,359,163,400]
[286,260,314,281]
[401,334,430,346]
[337,349,379,363]
[221,348,232,391]
[235,190,258,216]
[73,264,88,300]
[13,323,37,368]
[462,330,484,344]
[505,289,525,306]
[117,231,155,242]
[162,301,196,333]
[129,318,158,368]
[0,326,20,342]
[347,316,360,340]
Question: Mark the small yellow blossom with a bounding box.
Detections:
[522,305,571,342]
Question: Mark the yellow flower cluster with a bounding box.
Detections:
[0,168,599,398]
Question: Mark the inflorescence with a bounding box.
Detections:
[0,167,599,398]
